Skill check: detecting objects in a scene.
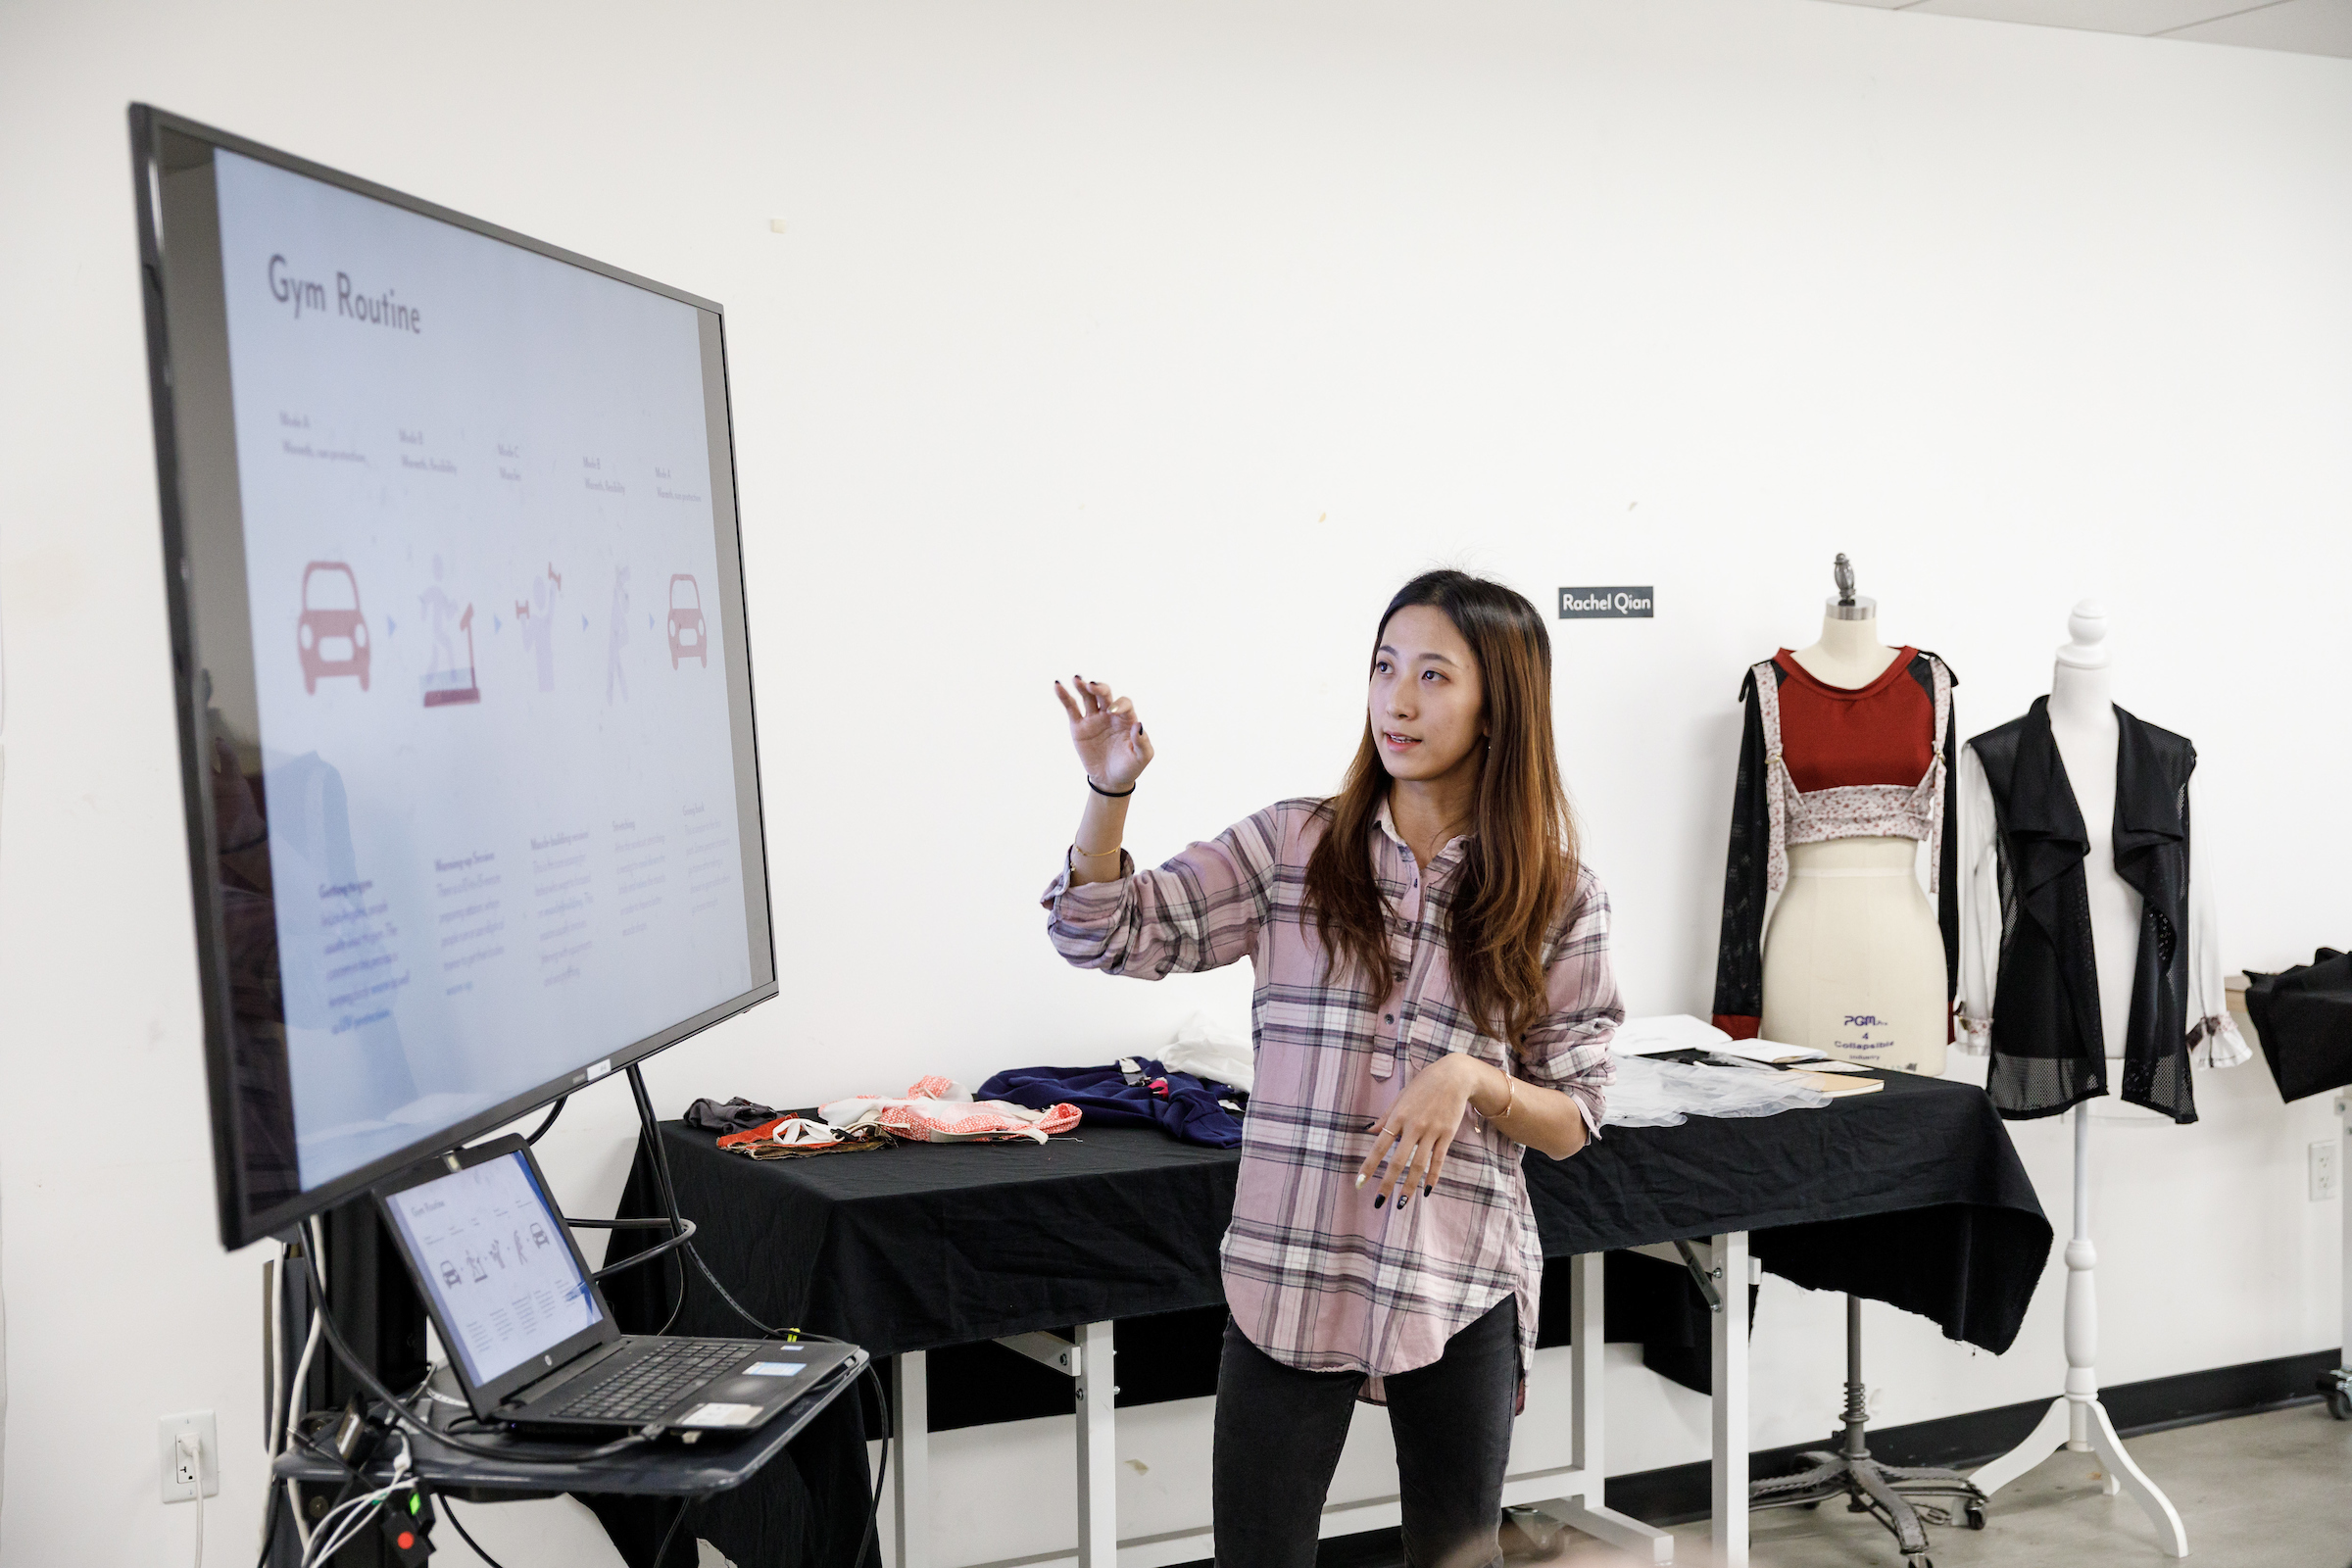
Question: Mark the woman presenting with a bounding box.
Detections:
[1043,570,1618,1568]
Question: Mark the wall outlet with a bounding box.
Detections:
[158,1410,219,1503]
[2311,1139,2340,1202]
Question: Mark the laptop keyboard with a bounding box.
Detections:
[536,1339,747,1422]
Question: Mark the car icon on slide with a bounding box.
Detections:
[667,574,707,667]
[298,562,370,694]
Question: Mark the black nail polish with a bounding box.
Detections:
[1373,1194,1386,1208]
[1396,1196,1408,1210]
[1423,1185,1433,1198]
[1360,1120,1380,1133]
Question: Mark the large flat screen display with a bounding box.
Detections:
[132,107,776,1249]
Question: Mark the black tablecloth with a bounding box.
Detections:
[1530,1065,2052,1354]
[630,1127,1245,1355]
[593,1068,2049,1565]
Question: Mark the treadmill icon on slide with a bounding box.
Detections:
[421,603,482,707]
[297,563,370,694]
[667,574,708,667]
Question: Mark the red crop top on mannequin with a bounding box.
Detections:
[1710,648,1960,1040]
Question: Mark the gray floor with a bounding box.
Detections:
[1547,1404,2352,1568]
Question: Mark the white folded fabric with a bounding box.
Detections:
[1600,1054,1834,1128]
[1163,1009,1254,1094]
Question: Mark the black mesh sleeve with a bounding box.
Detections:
[1711,670,1769,1037]
[1940,690,1961,1017]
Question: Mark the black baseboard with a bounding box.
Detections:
[1237,1346,2344,1567]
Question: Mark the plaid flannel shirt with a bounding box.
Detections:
[1042,798,1619,1389]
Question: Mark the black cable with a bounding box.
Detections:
[439,1495,509,1568]
[587,1216,697,1283]
[651,1497,697,1568]
[524,1095,567,1146]
[852,1359,892,1568]
[663,1228,893,1568]
[466,1096,566,1153]
[292,1247,658,1465]
[620,1068,889,1567]
[563,1214,698,1290]
[683,1238,784,1337]
[250,1465,284,1568]
[620,1068,800,1343]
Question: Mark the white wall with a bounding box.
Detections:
[2,1,2348,1563]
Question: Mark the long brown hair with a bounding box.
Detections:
[1302,570,1578,1051]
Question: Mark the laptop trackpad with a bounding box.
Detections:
[680,1402,766,1428]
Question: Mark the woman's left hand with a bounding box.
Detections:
[1358,1054,1496,1208]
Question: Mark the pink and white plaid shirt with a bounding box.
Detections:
[1043,798,1619,1387]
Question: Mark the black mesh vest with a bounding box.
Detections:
[1969,699,2199,1123]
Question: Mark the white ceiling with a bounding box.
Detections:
[1814,0,2352,57]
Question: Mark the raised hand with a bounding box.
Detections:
[1054,673,1154,792]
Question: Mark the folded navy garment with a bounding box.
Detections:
[978,1057,1246,1150]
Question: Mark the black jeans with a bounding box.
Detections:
[1211,1298,1518,1568]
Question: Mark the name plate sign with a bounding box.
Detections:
[1558,586,1654,619]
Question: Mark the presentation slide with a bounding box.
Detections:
[384,1152,601,1388]
[213,151,755,1191]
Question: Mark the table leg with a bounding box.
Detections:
[1711,1232,1749,1568]
[1535,1250,1675,1563]
[1074,1320,1117,1568]
[1572,1250,1598,1486]
[2340,1094,2351,1404]
[893,1350,928,1568]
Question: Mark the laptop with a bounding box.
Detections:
[374,1133,859,1434]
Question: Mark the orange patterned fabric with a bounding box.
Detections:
[818,1077,1083,1144]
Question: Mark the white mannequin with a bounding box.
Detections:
[1965,601,2188,1556]
[2043,604,2145,1071]
[1785,608,1899,691]
[1760,594,1948,1075]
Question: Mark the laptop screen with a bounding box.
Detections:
[382,1149,604,1389]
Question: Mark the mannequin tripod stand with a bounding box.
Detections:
[1750,1296,1986,1568]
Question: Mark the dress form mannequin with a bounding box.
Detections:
[1761,564,1949,1076]
[1965,602,2188,1557]
[2044,605,2144,1067]
[1785,600,1899,691]
[1743,561,1980,1566]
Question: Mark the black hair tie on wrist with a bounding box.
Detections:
[1087,776,1137,798]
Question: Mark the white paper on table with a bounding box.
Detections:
[1609,1014,1734,1057]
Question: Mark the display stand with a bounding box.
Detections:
[272,1353,865,1494]
[265,1200,432,1567]
[1749,1295,1985,1566]
[1968,1107,2186,1556]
